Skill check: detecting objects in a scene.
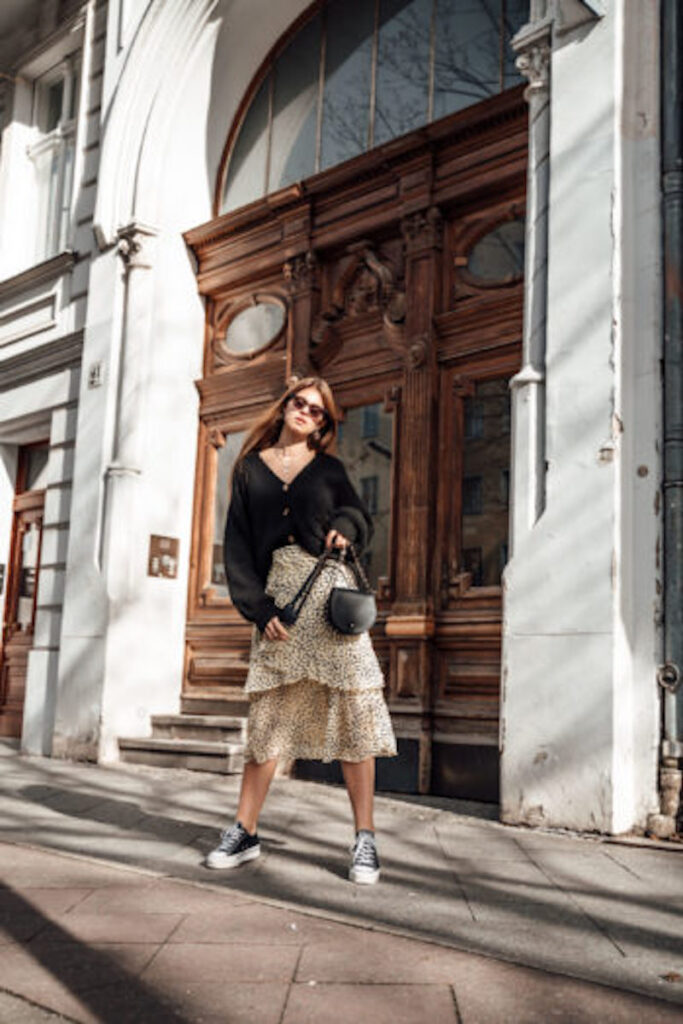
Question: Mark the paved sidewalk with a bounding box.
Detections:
[1,742,682,1022]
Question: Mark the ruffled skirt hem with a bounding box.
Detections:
[244,678,397,764]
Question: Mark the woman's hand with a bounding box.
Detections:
[264,615,289,641]
[325,529,349,550]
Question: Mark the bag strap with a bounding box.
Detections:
[344,543,372,594]
[280,545,372,624]
[288,551,329,615]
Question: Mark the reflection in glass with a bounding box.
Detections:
[461,379,510,586]
[271,13,321,189]
[17,522,41,629]
[224,302,286,356]
[25,446,49,491]
[467,219,525,283]
[321,0,374,171]
[434,2,499,119]
[212,432,247,596]
[374,0,431,146]
[504,0,529,89]
[336,402,393,589]
[221,1,527,214]
[222,77,270,213]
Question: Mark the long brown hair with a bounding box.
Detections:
[235,376,340,469]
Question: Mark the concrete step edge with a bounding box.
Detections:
[150,714,246,729]
[118,736,245,756]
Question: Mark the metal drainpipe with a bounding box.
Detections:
[650,0,683,838]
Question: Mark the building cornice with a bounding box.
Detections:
[0,329,83,391]
[14,6,86,78]
[0,251,76,304]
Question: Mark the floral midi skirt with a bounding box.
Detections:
[244,544,397,764]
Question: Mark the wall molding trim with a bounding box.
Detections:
[0,251,76,304]
[0,329,83,391]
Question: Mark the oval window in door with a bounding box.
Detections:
[466,219,525,285]
[223,299,286,357]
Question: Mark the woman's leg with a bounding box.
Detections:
[235,757,278,834]
[341,756,376,832]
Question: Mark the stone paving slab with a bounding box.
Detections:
[1,750,682,1019]
[0,989,75,1023]
[1,838,683,1023]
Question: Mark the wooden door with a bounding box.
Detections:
[430,364,518,799]
[0,490,45,737]
[184,88,528,798]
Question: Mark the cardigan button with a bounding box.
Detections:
[287,534,295,543]
[283,507,290,516]
[282,483,289,492]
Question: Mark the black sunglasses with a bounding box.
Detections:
[288,394,328,424]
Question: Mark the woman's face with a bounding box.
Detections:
[282,386,327,440]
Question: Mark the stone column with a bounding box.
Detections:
[508,20,552,547]
[100,222,157,603]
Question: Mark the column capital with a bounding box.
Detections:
[514,27,552,100]
[400,206,443,256]
[116,221,158,269]
[283,250,318,295]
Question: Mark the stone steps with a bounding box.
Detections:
[118,713,247,774]
[150,714,247,742]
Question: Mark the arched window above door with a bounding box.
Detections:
[219,0,528,214]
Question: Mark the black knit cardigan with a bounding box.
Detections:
[223,450,373,630]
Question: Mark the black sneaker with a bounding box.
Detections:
[349,830,380,885]
[205,821,260,870]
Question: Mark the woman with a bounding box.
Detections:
[205,376,397,884]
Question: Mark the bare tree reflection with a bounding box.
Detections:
[221,0,529,223]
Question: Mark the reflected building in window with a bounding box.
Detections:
[461,380,511,586]
[336,402,393,590]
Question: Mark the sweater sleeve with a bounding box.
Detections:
[223,462,278,631]
[328,460,374,553]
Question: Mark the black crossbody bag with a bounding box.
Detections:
[277,544,376,635]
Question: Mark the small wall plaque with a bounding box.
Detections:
[148,535,179,579]
[88,362,104,388]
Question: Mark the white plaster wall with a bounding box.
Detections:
[0,81,36,278]
[0,446,18,632]
[52,253,121,759]
[610,0,661,829]
[501,2,661,832]
[55,0,312,758]
[22,396,80,755]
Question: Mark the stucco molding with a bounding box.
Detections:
[93,0,220,249]
[0,250,76,304]
[0,330,83,391]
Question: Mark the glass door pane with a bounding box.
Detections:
[460,378,510,586]
[211,432,247,597]
[16,521,41,629]
[336,401,394,590]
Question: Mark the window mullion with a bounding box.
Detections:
[367,0,380,150]
[315,3,327,175]
[428,0,437,121]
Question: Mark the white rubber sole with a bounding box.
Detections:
[205,844,261,870]
[349,866,380,885]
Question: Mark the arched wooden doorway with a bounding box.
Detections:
[183,1,527,799]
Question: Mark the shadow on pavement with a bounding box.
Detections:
[0,884,191,1024]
